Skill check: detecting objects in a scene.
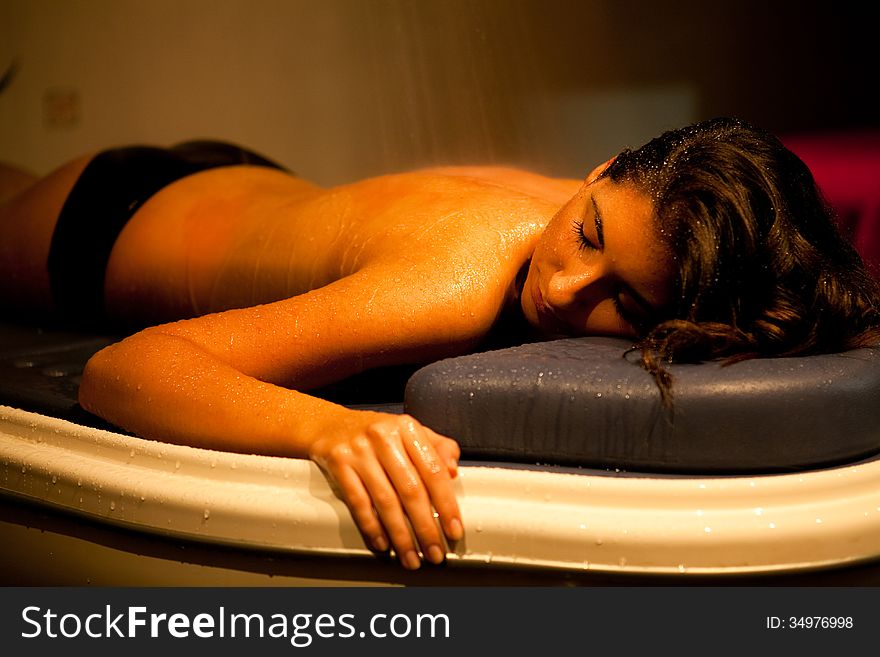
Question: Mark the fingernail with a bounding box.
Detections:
[372,535,388,552]
[427,544,445,564]
[449,518,463,541]
[404,550,421,570]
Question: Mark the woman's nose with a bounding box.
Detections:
[544,267,599,311]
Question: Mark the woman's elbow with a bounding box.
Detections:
[77,341,122,416]
[77,329,159,416]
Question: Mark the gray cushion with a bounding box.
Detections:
[404,337,880,473]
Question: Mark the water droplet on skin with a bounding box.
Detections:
[51,475,57,484]
[703,526,712,534]
[618,557,627,567]
[678,564,686,573]
[109,501,115,511]
[203,509,211,520]
[768,522,776,529]
[595,538,604,546]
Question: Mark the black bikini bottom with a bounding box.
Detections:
[47,141,287,325]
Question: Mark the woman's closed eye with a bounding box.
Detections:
[613,291,655,336]
[572,194,604,254]
[611,295,640,333]
[571,218,598,252]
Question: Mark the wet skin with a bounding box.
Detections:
[2,156,675,570]
[522,168,675,339]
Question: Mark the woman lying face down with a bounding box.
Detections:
[1,117,877,569]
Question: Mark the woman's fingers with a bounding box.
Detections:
[312,433,422,569]
[310,412,463,570]
[350,435,425,569]
[330,460,390,553]
[367,420,450,567]
[401,421,463,544]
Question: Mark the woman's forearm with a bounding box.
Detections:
[78,327,358,457]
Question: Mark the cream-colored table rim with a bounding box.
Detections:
[2,404,880,575]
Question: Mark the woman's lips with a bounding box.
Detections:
[531,282,546,318]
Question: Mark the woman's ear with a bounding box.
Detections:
[586,156,616,184]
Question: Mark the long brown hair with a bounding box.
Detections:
[603,117,880,402]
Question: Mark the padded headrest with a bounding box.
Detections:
[404,337,880,474]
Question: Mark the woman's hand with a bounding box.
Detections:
[309,411,462,570]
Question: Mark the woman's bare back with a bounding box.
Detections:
[103,164,579,329]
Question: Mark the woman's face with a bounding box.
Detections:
[522,164,675,339]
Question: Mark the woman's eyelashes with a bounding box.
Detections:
[614,293,653,335]
[612,295,637,331]
[571,218,598,252]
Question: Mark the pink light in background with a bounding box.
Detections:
[784,132,880,277]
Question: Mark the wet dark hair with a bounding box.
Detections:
[602,117,880,402]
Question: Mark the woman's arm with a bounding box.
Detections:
[79,264,487,568]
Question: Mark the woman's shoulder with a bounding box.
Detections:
[324,166,576,236]
[321,168,559,258]
[399,165,582,206]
